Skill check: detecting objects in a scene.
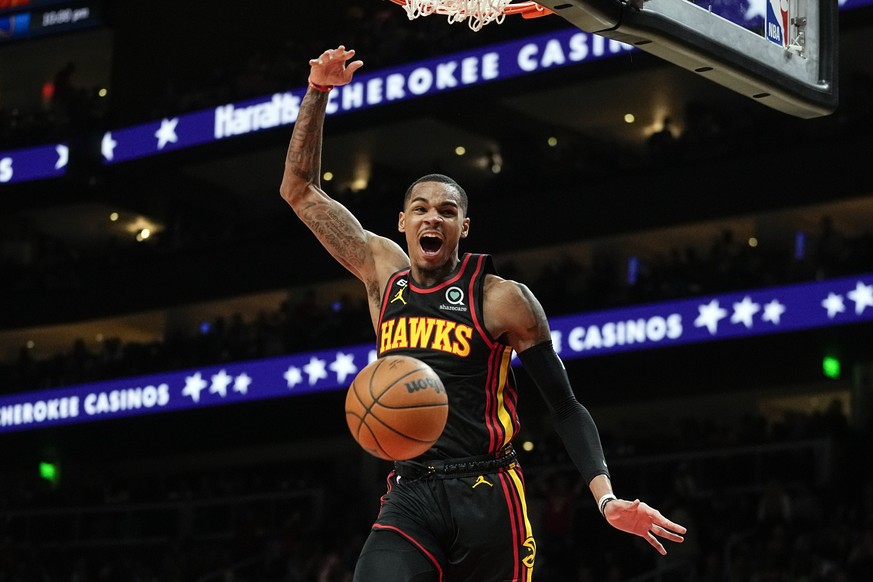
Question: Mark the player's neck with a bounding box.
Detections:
[411,256,461,288]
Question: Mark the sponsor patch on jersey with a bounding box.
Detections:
[439,286,468,312]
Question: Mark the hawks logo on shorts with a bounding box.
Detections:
[522,536,536,569]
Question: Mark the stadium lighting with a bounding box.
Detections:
[822,356,841,379]
[39,462,59,485]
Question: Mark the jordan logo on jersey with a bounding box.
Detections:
[390,288,407,305]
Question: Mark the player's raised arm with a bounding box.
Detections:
[280,46,407,298]
[280,47,368,276]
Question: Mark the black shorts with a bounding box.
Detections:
[355,448,536,582]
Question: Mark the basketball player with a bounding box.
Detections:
[281,45,686,582]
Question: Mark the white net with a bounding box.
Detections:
[397,0,516,31]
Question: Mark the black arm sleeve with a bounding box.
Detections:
[517,340,609,485]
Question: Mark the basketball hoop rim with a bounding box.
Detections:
[388,0,553,19]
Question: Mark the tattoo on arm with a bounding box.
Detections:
[286,91,329,184]
[299,200,369,272]
[282,91,373,275]
[517,284,552,344]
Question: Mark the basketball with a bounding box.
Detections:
[345,355,448,461]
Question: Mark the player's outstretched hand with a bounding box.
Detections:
[309,46,364,87]
[604,498,686,555]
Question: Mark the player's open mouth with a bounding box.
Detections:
[419,233,443,256]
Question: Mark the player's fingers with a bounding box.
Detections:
[647,509,686,532]
[658,517,687,535]
[651,524,685,543]
[640,501,687,534]
[646,531,667,555]
[345,60,364,74]
[311,51,330,65]
[332,46,355,59]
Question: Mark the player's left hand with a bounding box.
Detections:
[604,498,687,555]
[309,45,363,87]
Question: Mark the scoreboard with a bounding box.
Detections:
[0,0,102,42]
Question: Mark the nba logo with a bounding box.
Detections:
[766,0,791,48]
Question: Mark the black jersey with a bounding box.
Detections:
[377,253,520,460]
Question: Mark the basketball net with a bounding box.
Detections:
[389,0,551,32]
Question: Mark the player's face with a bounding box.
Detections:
[399,182,470,273]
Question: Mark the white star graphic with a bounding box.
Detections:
[101,132,117,161]
[694,299,728,335]
[210,369,233,398]
[55,145,68,169]
[329,352,358,384]
[821,293,846,319]
[233,373,252,394]
[847,281,873,315]
[731,296,760,328]
[284,366,303,389]
[303,357,328,385]
[761,299,786,325]
[155,118,179,149]
[182,372,208,403]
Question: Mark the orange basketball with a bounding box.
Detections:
[345,355,448,461]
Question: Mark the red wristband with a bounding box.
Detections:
[308,79,334,93]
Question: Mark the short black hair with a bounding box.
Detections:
[403,174,469,215]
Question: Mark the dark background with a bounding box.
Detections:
[1,1,872,580]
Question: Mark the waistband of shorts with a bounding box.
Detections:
[394,444,517,480]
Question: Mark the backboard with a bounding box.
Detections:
[533,0,838,118]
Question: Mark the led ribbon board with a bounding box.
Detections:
[0,0,102,43]
[0,143,68,185]
[1,272,870,434]
[99,27,632,164]
[3,0,871,183]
